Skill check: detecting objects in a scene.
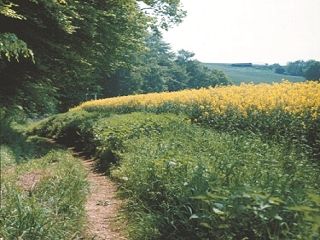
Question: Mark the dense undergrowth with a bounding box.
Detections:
[0,121,88,239]
[30,110,320,239]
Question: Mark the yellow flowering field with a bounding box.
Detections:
[71,81,320,158]
[73,81,320,118]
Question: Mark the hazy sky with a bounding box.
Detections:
[162,0,320,64]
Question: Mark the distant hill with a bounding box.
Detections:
[204,63,305,84]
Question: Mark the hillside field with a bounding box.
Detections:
[204,63,305,84]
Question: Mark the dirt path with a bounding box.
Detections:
[74,151,127,240]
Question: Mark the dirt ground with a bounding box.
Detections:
[79,154,127,240]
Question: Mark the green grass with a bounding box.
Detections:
[0,118,61,168]
[0,123,88,239]
[204,63,305,84]
[30,110,320,239]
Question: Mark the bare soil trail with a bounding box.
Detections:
[73,150,127,240]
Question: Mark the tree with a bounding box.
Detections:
[176,49,195,63]
[102,32,175,96]
[140,33,174,92]
[275,67,285,74]
[304,61,320,81]
[167,65,189,91]
[103,33,231,96]
[175,49,231,89]
[139,0,186,30]
[0,0,185,115]
[286,60,305,76]
[267,63,286,74]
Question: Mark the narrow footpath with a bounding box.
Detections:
[74,151,127,240]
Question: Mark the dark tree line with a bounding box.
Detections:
[103,34,230,97]
[272,60,320,80]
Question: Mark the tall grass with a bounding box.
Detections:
[1,117,88,239]
[30,111,320,239]
[1,149,88,239]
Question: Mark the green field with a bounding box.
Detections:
[204,63,305,84]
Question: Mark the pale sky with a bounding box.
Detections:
[162,0,320,64]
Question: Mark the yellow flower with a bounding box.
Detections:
[71,81,320,119]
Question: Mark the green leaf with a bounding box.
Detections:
[288,206,319,212]
[200,222,212,229]
[308,193,320,205]
[189,214,199,220]
[268,197,285,205]
[212,207,224,215]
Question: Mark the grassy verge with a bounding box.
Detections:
[0,122,88,239]
[31,110,320,239]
